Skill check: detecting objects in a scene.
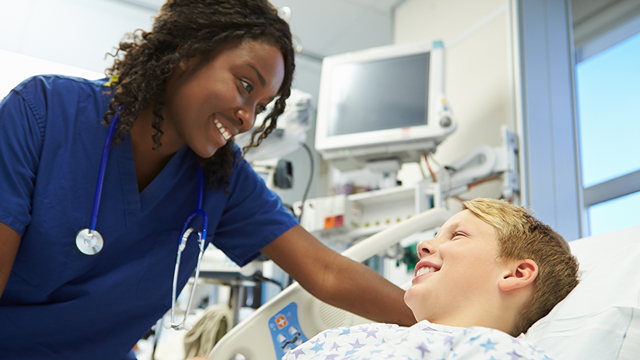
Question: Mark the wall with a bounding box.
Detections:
[394,0,514,205]
[0,0,396,208]
[0,0,154,74]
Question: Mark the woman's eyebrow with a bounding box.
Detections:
[246,64,266,86]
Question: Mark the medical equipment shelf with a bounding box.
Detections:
[298,181,440,247]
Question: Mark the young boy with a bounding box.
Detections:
[282,198,579,359]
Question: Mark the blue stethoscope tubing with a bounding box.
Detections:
[75,113,122,256]
[75,112,208,331]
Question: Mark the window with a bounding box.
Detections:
[575,21,640,236]
[588,190,640,236]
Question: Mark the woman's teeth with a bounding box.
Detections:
[416,267,437,276]
[215,119,232,141]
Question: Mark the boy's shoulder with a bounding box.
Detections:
[434,323,551,359]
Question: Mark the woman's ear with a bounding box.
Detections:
[499,259,538,292]
[178,57,192,71]
[177,54,203,72]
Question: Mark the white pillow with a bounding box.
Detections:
[524,225,640,360]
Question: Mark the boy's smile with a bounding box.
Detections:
[412,260,441,282]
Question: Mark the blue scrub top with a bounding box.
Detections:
[0,75,298,359]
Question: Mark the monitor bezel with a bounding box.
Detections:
[314,41,452,161]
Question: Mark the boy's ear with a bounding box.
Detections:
[499,259,538,292]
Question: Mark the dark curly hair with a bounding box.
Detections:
[103,0,295,189]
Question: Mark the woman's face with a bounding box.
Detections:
[162,39,285,158]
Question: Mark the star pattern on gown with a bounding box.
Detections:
[282,322,552,360]
[330,342,341,351]
[350,338,366,350]
[465,335,481,344]
[444,335,455,350]
[364,328,379,339]
[309,341,325,353]
[417,342,431,355]
[345,349,358,357]
[480,338,498,353]
[507,349,523,360]
[289,345,306,357]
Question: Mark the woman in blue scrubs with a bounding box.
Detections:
[0,1,415,359]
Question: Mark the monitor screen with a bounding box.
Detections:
[326,53,430,137]
[315,41,455,170]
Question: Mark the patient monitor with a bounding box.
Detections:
[315,40,456,172]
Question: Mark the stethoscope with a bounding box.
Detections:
[75,113,208,330]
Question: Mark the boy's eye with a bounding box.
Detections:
[240,79,253,93]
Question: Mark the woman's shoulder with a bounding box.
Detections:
[11,74,111,124]
[13,74,108,95]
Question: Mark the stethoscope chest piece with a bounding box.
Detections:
[76,229,104,256]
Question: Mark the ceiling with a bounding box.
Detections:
[112,0,406,60]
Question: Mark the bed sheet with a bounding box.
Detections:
[524,225,640,360]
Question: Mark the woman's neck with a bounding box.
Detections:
[129,107,182,191]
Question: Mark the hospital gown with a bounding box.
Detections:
[282,321,553,360]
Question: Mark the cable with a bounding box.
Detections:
[297,142,314,221]
[429,154,453,201]
[418,153,427,179]
[252,271,284,290]
[422,153,438,182]
[467,176,502,190]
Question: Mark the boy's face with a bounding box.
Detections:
[404,209,505,323]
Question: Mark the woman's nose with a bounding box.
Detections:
[235,105,257,133]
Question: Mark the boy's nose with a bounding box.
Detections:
[417,239,438,258]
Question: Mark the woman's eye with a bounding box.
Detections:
[452,232,464,240]
[240,79,253,94]
[256,104,266,114]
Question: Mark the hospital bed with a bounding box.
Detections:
[208,208,640,360]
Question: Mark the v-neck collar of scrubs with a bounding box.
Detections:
[115,134,194,215]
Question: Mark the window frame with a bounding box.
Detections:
[513,0,640,239]
[575,20,640,230]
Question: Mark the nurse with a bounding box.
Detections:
[0,0,415,359]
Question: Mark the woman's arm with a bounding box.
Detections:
[261,225,416,326]
[0,221,21,299]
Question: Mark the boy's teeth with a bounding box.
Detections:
[416,267,437,276]
[215,119,232,141]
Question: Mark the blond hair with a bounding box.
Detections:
[462,198,579,336]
